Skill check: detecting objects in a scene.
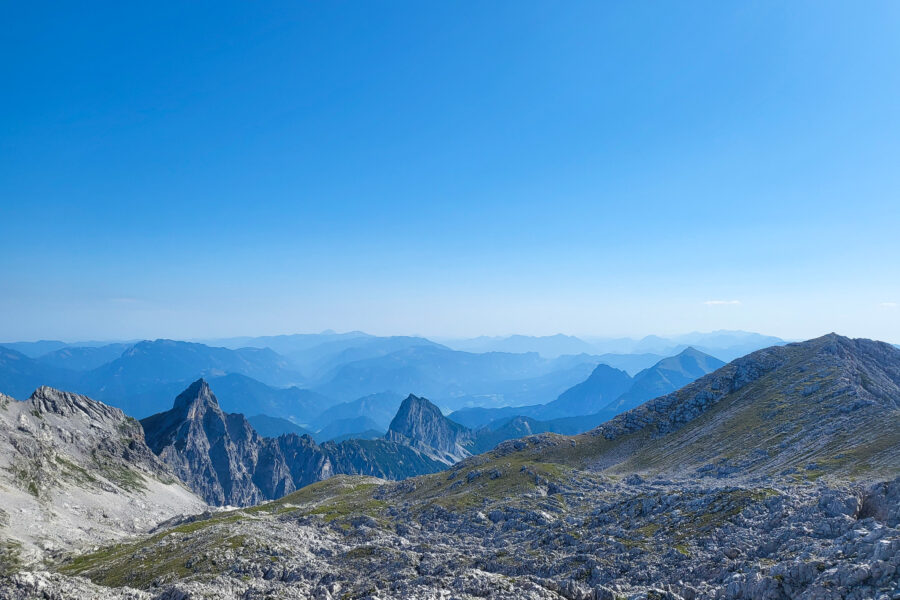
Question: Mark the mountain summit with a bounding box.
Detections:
[141,379,278,506]
[535,363,633,419]
[603,346,725,414]
[386,394,474,464]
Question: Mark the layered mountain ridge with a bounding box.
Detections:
[450,347,724,428]
[140,380,445,506]
[40,334,900,600]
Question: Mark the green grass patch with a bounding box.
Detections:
[98,464,147,492]
[0,539,23,576]
[59,514,252,588]
[55,456,99,487]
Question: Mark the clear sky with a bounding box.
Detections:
[2,1,899,343]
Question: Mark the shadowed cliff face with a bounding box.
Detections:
[141,379,272,506]
[141,381,445,506]
[386,394,475,464]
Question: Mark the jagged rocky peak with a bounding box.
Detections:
[141,378,269,506]
[140,382,446,507]
[390,393,444,427]
[386,394,474,464]
[172,377,219,413]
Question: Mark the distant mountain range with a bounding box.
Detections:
[308,344,600,409]
[203,373,329,424]
[200,330,372,355]
[313,416,384,443]
[591,352,667,375]
[309,391,405,431]
[0,331,785,443]
[535,363,634,418]
[246,414,312,438]
[584,330,787,362]
[442,330,785,361]
[0,339,138,358]
[201,331,445,383]
[450,347,724,428]
[0,337,598,421]
[604,346,725,413]
[29,343,133,371]
[444,334,598,358]
[0,345,73,400]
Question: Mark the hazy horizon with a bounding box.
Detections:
[2,329,890,348]
[2,2,899,343]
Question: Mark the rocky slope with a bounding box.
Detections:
[141,381,445,506]
[556,333,900,479]
[0,387,204,568]
[33,462,900,599]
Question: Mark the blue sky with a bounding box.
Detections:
[1,1,899,342]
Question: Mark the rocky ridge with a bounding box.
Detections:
[0,387,204,567]
[140,381,446,506]
[567,333,900,478]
